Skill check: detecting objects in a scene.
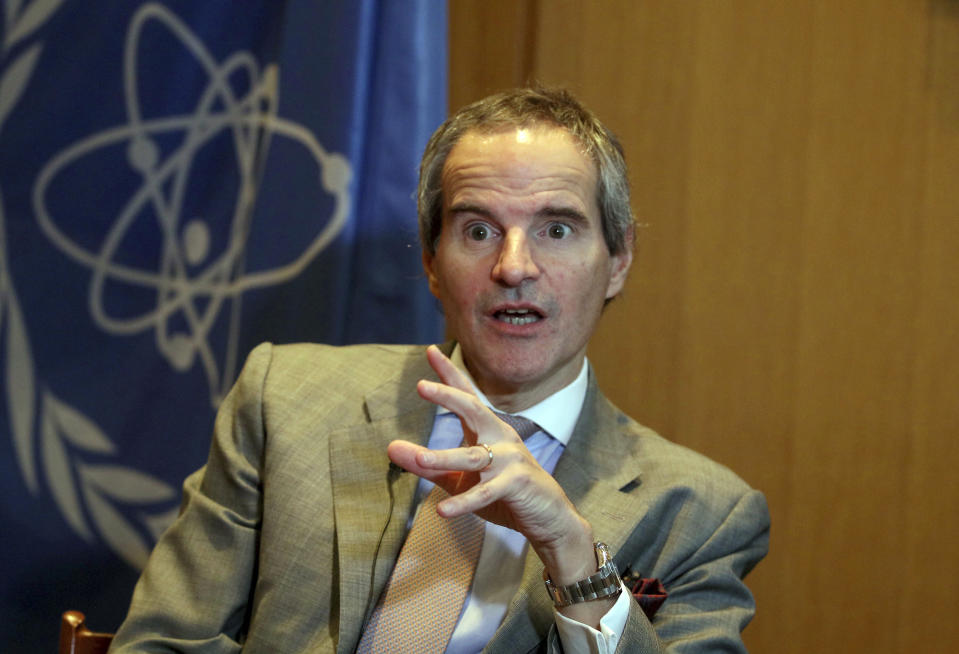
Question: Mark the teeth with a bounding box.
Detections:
[498,309,539,325]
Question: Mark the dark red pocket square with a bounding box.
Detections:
[627,575,667,620]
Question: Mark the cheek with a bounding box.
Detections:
[431,254,464,296]
[435,265,484,313]
[565,262,613,311]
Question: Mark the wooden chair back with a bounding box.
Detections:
[58,610,113,654]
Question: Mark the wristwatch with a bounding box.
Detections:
[543,541,623,608]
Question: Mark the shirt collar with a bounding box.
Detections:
[437,344,588,447]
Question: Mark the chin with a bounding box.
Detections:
[476,350,563,390]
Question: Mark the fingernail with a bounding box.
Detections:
[421,451,435,465]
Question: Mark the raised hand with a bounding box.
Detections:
[387,346,605,615]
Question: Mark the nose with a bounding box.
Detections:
[491,227,540,286]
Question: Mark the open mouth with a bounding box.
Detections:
[494,308,542,325]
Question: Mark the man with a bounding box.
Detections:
[111,88,769,653]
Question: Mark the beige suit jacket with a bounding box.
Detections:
[111,342,769,653]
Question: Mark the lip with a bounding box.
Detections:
[485,302,546,333]
[489,300,544,313]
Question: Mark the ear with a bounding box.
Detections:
[605,226,634,300]
[423,250,440,298]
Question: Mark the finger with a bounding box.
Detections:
[393,440,493,473]
[425,345,476,396]
[386,440,452,482]
[417,379,514,445]
[420,346,491,440]
[388,439,492,474]
[432,443,493,472]
[416,378,482,419]
[435,471,510,518]
[388,440,482,499]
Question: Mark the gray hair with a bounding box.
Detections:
[417,87,634,257]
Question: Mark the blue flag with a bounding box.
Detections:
[0,1,446,649]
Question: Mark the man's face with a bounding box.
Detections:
[423,126,632,408]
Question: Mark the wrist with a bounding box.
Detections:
[535,515,595,585]
[543,541,623,609]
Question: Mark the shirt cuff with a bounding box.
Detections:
[553,582,631,654]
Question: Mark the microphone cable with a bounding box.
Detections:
[363,462,404,621]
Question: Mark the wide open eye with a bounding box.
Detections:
[546,223,572,239]
[467,223,492,241]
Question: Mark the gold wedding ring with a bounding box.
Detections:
[479,442,494,469]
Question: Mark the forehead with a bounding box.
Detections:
[441,126,599,208]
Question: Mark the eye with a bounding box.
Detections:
[545,223,572,239]
[466,223,492,241]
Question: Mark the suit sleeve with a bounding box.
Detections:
[545,488,769,653]
[109,343,274,653]
[617,488,769,652]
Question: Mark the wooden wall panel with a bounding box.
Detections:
[448,0,537,111]
[449,1,959,651]
[662,5,812,648]
[902,2,959,650]
[789,3,927,650]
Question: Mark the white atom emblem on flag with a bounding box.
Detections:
[32,3,352,406]
[0,2,353,569]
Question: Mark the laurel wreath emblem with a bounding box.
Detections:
[0,0,179,570]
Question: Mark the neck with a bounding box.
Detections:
[482,387,548,414]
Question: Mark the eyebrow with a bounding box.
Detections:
[447,203,492,219]
[535,206,590,226]
[447,203,590,226]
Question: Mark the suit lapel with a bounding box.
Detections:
[552,380,651,557]
[487,372,650,653]
[329,349,440,653]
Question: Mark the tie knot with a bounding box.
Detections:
[495,412,540,439]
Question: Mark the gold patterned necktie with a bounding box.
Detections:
[356,413,540,653]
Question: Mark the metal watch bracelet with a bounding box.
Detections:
[543,541,623,608]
